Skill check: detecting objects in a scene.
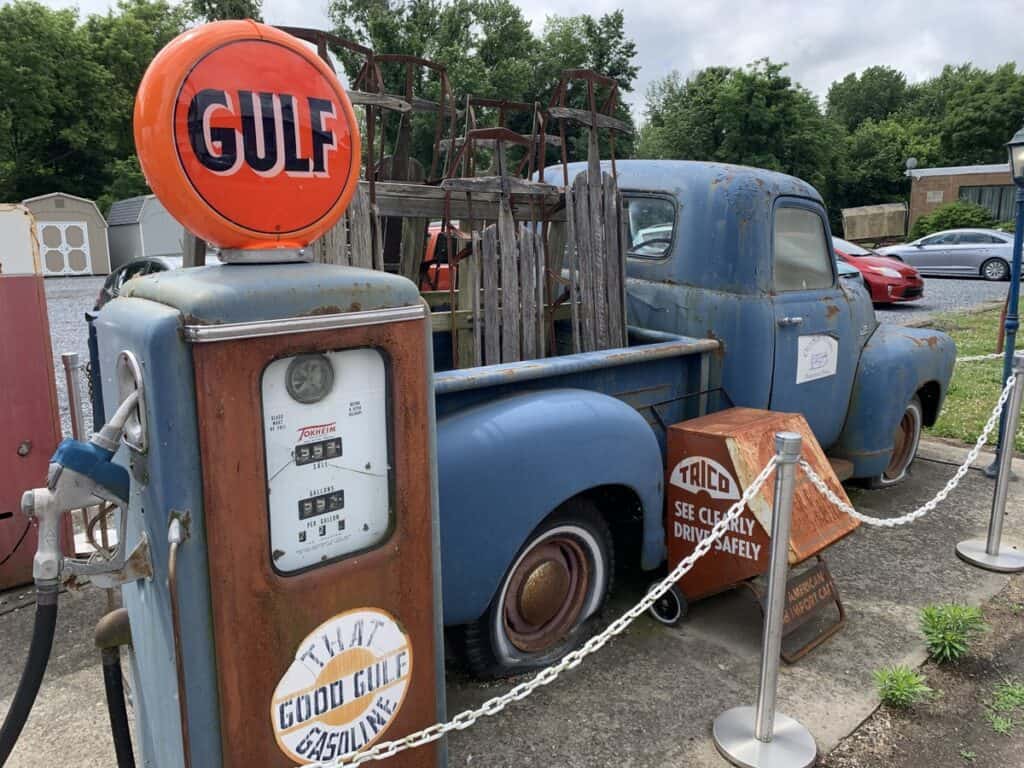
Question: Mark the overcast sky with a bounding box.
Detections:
[34,0,1024,117]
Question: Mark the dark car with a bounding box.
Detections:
[94,257,184,310]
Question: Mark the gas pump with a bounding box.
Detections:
[4,20,444,768]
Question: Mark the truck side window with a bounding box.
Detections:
[773,207,833,291]
[624,195,676,259]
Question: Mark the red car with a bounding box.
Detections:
[833,236,924,304]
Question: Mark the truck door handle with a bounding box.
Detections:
[777,316,804,327]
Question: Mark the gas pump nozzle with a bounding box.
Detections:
[20,390,150,589]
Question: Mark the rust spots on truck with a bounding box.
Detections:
[825,303,840,319]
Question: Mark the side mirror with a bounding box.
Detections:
[914,242,924,247]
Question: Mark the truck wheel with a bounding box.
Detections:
[463,498,614,678]
[647,581,688,626]
[869,396,923,488]
[981,258,1010,281]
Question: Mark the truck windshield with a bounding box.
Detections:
[624,196,675,258]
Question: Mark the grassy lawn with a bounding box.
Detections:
[925,300,1024,451]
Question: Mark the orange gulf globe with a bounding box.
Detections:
[133,20,361,250]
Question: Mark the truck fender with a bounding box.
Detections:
[436,388,665,626]
[834,323,956,478]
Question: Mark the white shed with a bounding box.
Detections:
[22,192,111,276]
[107,194,186,269]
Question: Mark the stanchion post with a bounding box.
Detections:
[957,351,1024,573]
[61,352,86,441]
[713,432,817,768]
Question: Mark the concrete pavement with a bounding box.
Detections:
[2,442,1021,767]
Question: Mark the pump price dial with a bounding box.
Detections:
[263,348,390,573]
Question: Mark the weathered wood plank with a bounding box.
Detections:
[440,176,559,196]
[430,300,574,334]
[346,90,412,112]
[572,172,596,352]
[440,135,561,150]
[455,243,478,368]
[519,226,538,360]
[564,183,581,354]
[370,205,384,271]
[498,199,520,362]
[482,225,500,365]
[348,185,374,268]
[368,181,564,222]
[472,234,482,367]
[588,170,610,351]
[548,106,632,133]
[603,172,625,348]
[535,226,545,357]
[398,217,427,283]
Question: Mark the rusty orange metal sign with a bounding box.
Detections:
[134,20,360,249]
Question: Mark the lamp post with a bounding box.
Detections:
[984,125,1024,479]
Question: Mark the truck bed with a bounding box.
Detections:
[434,326,721,453]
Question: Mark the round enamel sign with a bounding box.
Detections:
[271,608,412,764]
[133,20,361,249]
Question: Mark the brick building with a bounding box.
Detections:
[907,163,1014,229]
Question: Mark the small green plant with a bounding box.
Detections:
[919,603,987,663]
[959,748,976,762]
[987,711,1014,735]
[874,665,933,708]
[991,680,1024,713]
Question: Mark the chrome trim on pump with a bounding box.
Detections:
[183,304,428,343]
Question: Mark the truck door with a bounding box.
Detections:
[769,198,857,449]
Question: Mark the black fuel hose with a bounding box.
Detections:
[0,584,58,766]
[101,648,135,768]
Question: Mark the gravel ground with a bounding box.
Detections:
[874,275,1009,325]
[43,275,105,438]
[41,272,1010,437]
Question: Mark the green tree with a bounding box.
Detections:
[639,59,837,192]
[826,66,908,132]
[0,1,116,200]
[191,0,262,21]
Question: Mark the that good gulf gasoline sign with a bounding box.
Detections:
[272,608,412,764]
[133,20,360,249]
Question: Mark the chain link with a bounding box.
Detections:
[316,457,780,768]
[801,373,1017,527]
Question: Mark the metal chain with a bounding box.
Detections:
[318,457,780,768]
[801,373,1017,528]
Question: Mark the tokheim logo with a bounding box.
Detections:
[271,608,412,765]
[296,421,337,442]
[669,456,740,501]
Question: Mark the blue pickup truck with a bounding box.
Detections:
[432,160,954,677]
[91,160,955,679]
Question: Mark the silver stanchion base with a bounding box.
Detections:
[956,538,1024,573]
[713,706,817,768]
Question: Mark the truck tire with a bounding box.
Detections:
[463,498,614,678]
[868,395,923,488]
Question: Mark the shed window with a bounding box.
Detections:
[624,195,676,259]
[55,198,64,209]
[773,207,833,291]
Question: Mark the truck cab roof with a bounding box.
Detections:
[551,160,825,294]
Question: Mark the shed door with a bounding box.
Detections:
[36,221,92,276]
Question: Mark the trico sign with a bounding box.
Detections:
[133,20,361,250]
[668,455,739,501]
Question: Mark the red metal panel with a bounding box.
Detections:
[0,274,72,589]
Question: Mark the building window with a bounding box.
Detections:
[959,185,1015,221]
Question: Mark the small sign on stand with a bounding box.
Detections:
[664,407,858,657]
